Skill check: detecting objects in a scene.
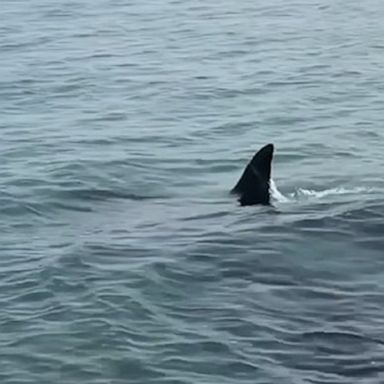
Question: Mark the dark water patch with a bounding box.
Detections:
[59,188,163,202]
[299,331,384,348]
[50,201,93,213]
[181,210,231,222]
[0,197,50,220]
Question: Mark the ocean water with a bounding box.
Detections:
[1,0,384,382]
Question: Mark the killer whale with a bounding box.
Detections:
[231,143,274,206]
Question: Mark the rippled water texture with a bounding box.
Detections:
[1,0,384,383]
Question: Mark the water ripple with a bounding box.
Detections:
[2,0,384,383]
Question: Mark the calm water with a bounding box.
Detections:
[1,0,384,383]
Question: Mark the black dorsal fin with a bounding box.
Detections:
[231,143,274,206]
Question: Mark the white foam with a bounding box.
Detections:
[270,179,290,203]
[269,181,373,204]
[291,186,371,199]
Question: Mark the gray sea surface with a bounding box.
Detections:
[1,0,384,383]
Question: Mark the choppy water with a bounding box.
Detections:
[1,0,384,383]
